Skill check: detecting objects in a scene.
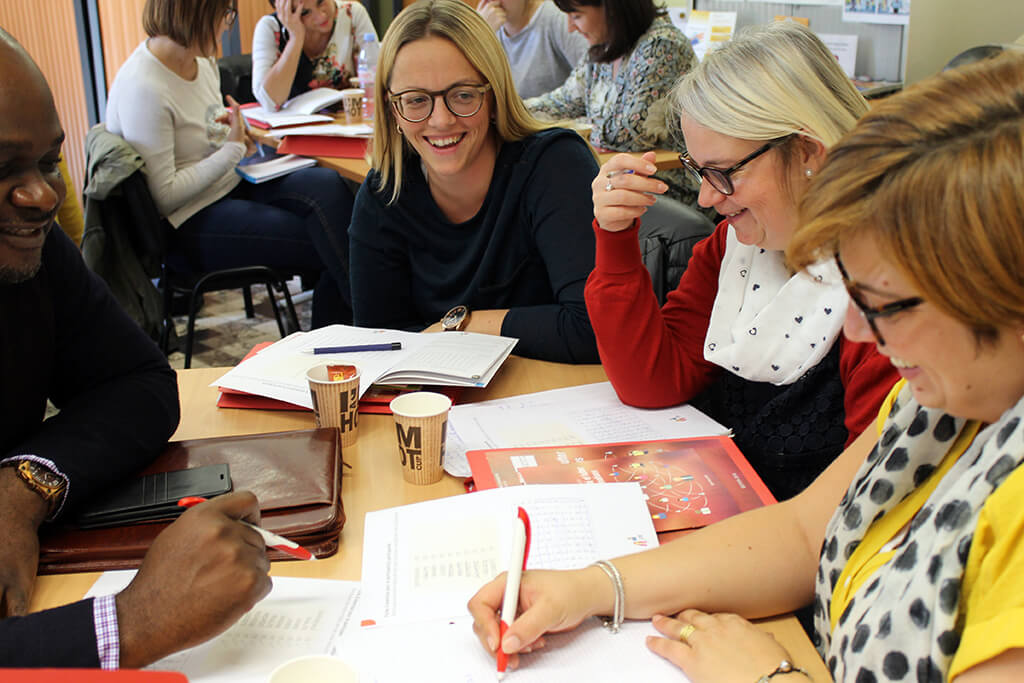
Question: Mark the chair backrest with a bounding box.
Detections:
[218,54,256,105]
[637,195,716,305]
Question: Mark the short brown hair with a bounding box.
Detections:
[143,0,232,54]
[788,52,1024,340]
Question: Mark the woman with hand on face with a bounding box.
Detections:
[588,22,899,500]
[348,0,600,363]
[525,0,697,205]
[474,0,587,99]
[252,0,378,110]
[106,0,355,326]
[471,50,1024,683]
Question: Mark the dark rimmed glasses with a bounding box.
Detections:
[678,136,790,196]
[224,3,238,27]
[835,252,924,346]
[388,83,493,123]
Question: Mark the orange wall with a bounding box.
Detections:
[0,2,90,206]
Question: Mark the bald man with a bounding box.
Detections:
[0,29,272,668]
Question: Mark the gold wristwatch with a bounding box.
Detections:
[441,305,471,331]
[3,460,66,515]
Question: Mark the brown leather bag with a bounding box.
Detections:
[38,428,344,573]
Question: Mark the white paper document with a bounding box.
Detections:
[213,324,517,409]
[444,381,729,477]
[355,484,689,682]
[267,122,373,138]
[86,573,361,682]
[359,483,657,625]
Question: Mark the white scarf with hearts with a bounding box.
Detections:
[703,226,848,385]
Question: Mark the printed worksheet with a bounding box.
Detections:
[86,572,361,682]
[358,483,658,626]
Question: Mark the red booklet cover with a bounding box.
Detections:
[467,436,775,533]
[277,135,367,158]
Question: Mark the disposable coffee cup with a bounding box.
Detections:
[389,391,452,485]
[306,363,360,448]
[268,654,358,683]
[340,88,364,124]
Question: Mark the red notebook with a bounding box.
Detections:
[467,436,775,533]
[215,343,462,414]
[277,135,367,158]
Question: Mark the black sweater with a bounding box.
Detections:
[349,128,600,363]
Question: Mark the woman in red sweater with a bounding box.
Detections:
[585,21,898,500]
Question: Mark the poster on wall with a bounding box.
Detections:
[684,10,737,61]
[843,0,910,25]
[818,33,859,77]
[751,0,841,4]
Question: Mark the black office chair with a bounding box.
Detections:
[88,168,303,369]
[637,195,716,305]
[217,54,256,105]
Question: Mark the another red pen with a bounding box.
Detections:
[497,507,531,679]
[177,496,316,561]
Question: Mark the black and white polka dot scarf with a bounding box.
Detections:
[813,383,1024,681]
[704,229,847,386]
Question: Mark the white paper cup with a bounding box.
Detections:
[340,88,364,123]
[268,654,358,682]
[306,363,360,448]
[389,391,452,485]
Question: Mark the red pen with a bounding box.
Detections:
[177,496,316,561]
[497,507,531,679]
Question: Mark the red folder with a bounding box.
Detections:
[277,135,367,158]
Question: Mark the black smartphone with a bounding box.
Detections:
[76,464,232,528]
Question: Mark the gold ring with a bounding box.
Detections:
[678,623,696,644]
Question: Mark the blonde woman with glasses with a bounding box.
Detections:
[348,0,600,363]
[472,48,1024,683]
[585,21,899,501]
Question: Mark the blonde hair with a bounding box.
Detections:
[673,21,867,197]
[789,52,1024,340]
[370,0,549,203]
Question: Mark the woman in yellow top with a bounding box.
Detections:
[469,52,1024,681]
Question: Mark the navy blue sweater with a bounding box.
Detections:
[0,227,179,666]
[349,128,599,363]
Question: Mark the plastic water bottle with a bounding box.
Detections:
[357,33,380,121]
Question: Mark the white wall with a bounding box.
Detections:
[906,0,1024,84]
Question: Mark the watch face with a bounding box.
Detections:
[26,462,63,488]
[442,305,468,331]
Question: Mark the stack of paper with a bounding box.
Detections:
[235,152,316,184]
[213,324,518,409]
[241,88,347,129]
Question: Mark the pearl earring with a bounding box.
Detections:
[805,168,814,178]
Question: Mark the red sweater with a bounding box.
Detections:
[585,218,899,448]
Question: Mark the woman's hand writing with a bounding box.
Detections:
[591,151,667,233]
[224,95,256,155]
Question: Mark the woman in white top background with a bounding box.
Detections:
[252,0,378,110]
[106,0,356,327]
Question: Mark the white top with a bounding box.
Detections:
[251,0,377,111]
[498,1,588,99]
[105,41,245,227]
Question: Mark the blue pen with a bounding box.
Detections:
[306,342,403,354]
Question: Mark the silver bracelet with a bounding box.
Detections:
[755,659,811,683]
[592,559,624,633]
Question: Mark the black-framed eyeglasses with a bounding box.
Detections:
[388,83,492,123]
[835,252,924,346]
[678,136,790,196]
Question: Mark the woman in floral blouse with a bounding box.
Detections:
[525,0,697,204]
[252,0,378,110]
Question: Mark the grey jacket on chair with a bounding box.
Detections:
[638,195,716,305]
[81,124,170,344]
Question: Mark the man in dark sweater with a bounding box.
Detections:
[0,29,271,668]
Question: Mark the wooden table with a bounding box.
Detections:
[29,357,827,680]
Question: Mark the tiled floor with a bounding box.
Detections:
[166,278,313,370]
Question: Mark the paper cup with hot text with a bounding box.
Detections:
[306,364,360,448]
[269,654,358,683]
[340,88,364,123]
[389,391,452,485]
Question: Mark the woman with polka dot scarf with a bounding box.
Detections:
[470,52,1024,683]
